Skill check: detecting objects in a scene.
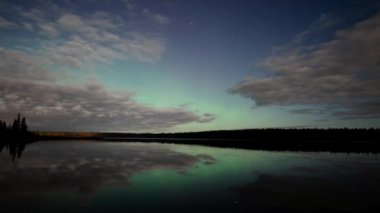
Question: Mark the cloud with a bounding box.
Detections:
[0,17,17,28]
[122,0,136,10]
[229,13,380,119]
[43,36,122,67]
[288,108,322,115]
[87,11,122,30]
[21,22,34,30]
[39,23,60,37]
[115,32,166,63]
[0,79,215,132]
[0,48,55,81]
[40,31,165,66]
[0,48,214,131]
[57,14,86,31]
[0,2,205,131]
[51,12,165,63]
[9,4,166,64]
[142,8,171,25]
[293,14,340,44]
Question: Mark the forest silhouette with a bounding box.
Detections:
[0,114,37,161]
[36,128,380,153]
[1,113,380,154]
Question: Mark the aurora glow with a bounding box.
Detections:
[1,141,380,212]
[0,0,379,132]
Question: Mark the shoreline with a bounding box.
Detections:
[32,129,380,153]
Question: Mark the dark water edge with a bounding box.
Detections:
[101,138,380,153]
[34,129,380,153]
[35,136,380,153]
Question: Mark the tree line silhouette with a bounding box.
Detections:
[0,113,28,136]
[101,128,380,142]
[3,113,378,153]
[37,128,380,153]
[99,128,380,153]
[0,113,37,161]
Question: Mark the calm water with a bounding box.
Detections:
[1,141,379,213]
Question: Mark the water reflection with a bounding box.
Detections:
[0,141,217,211]
[233,170,380,212]
[0,141,27,161]
[0,141,379,213]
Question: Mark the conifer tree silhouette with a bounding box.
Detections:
[21,117,27,133]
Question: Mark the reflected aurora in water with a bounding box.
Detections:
[0,141,379,212]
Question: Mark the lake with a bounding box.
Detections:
[1,141,379,212]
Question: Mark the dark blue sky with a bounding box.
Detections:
[0,0,379,132]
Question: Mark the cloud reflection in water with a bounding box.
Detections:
[0,141,216,207]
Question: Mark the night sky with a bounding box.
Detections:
[0,0,379,132]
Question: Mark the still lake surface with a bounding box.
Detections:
[1,140,380,212]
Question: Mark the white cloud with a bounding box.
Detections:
[153,14,171,25]
[6,4,166,65]
[40,23,60,37]
[87,11,123,30]
[229,13,380,119]
[0,78,215,131]
[293,14,340,44]
[0,48,55,81]
[43,36,122,67]
[0,48,214,131]
[0,1,199,131]
[115,33,166,63]
[57,14,86,31]
[52,12,166,63]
